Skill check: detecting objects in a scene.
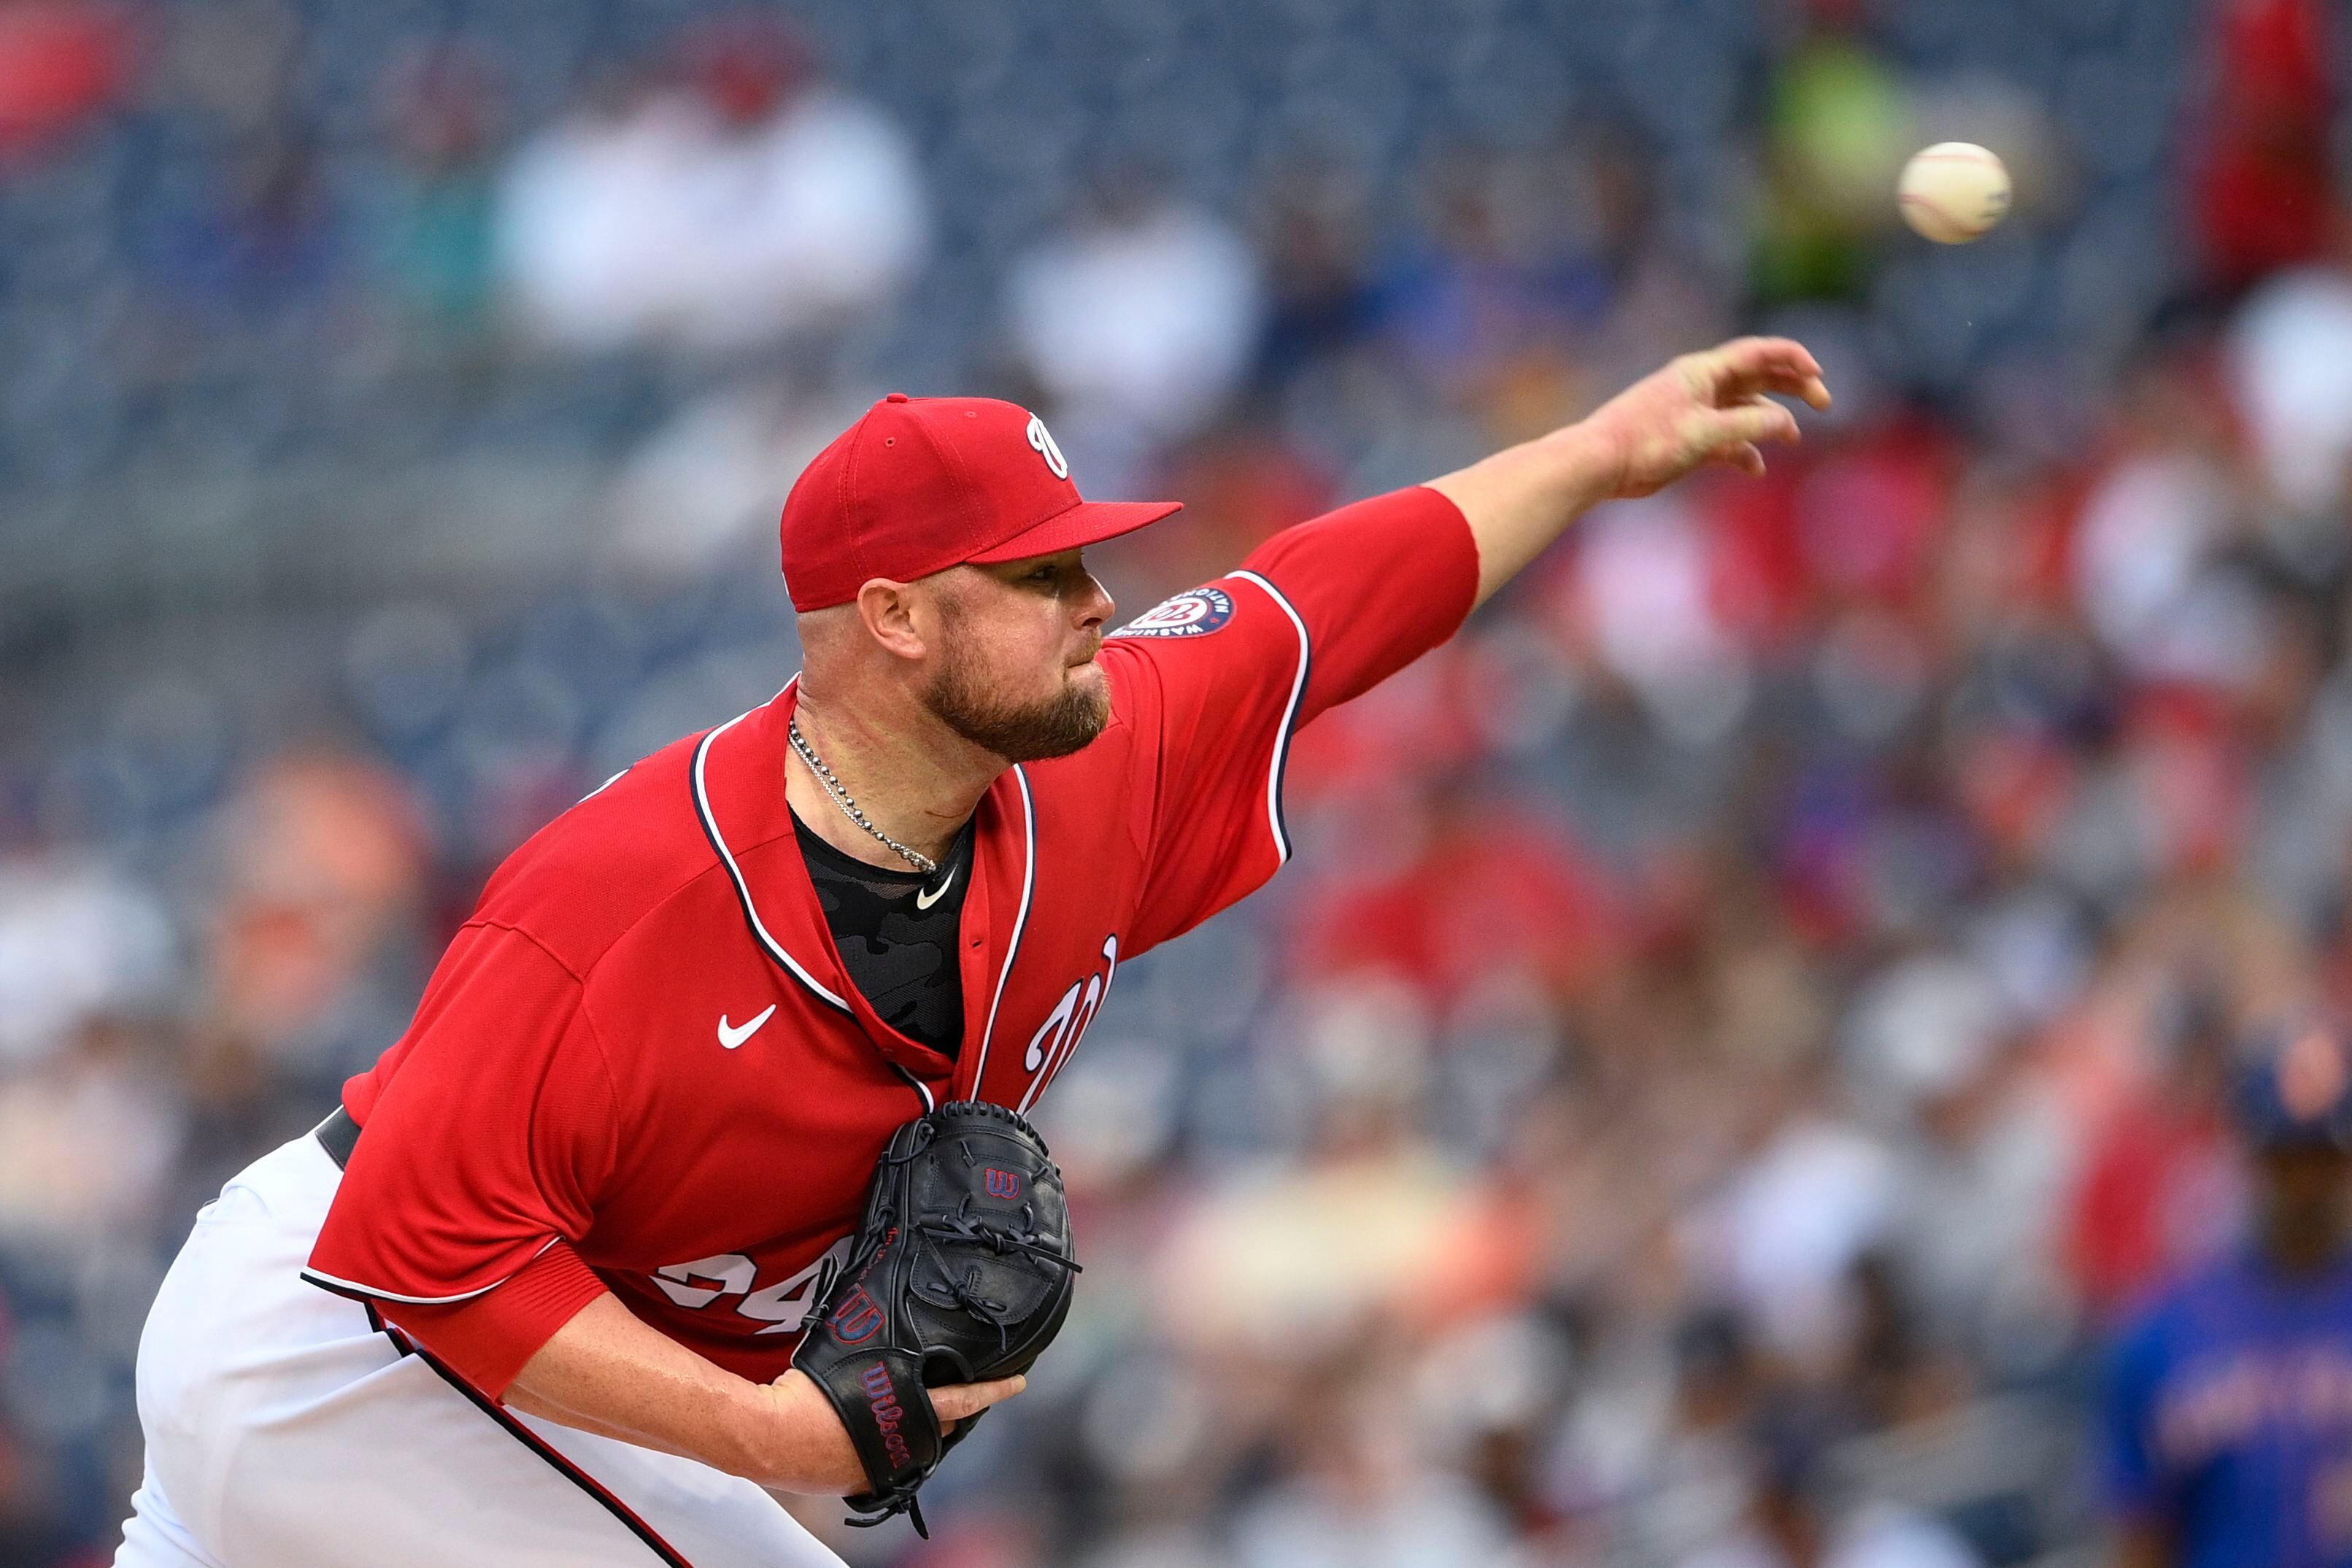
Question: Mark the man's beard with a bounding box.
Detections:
[923,649,1109,762]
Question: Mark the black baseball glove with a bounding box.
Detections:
[793,1099,1079,1536]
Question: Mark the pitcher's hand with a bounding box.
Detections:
[761,1368,1028,1494]
[1572,336,1832,498]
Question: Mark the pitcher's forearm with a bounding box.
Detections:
[503,1381,679,1454]
[507,1293,861,1491]
[1428,423,1622,608]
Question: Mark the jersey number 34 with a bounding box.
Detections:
[647,1236,854,1335]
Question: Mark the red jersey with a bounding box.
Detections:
[304,485,1479,1397]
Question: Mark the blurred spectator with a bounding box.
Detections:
[1751,28,1910,306]
[0,856,174,1070]
[492,74,686,352]
[2071,443,2248,689]
[1676,1412,1985,1568]
[1232,1371,1523,1568]
[1700,1111,1902,1367]
[1006,166,1265,463]
[2068,973,2239,1319]
[1249,161,1381,399]
[0,1016,181,1251]
[0,0,134,162]
[601,378,873,578]
[2227,260,2352,514]
[1287,789,1617,1004]
[162,134,344,314]
[1154,976,1482,1350]
[371,44,504,336]
[1371,139,1624,429]
[662,16,928,354]
[1567,492,1758,747]
[2186,0,2338,297]
[202,752,428,1070]
[496,20,927,357]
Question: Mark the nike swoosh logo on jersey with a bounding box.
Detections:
[914,866,957,911]
[717,1005,779,1050]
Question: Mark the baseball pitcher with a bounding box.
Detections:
[113,341,1829,1567]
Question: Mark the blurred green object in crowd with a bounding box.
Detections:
[1754,35,1910,306]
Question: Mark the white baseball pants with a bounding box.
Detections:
[112,1130,847,1568]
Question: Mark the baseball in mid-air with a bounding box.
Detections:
[1897,142,2012,243]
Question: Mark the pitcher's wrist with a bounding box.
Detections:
[1525,419,1626,514]
[744,1370,865,1494]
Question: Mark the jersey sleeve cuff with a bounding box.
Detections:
[366,1242,609,1399]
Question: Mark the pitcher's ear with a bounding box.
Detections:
[856,577,928,662]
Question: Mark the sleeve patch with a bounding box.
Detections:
[1110,586,1235,639]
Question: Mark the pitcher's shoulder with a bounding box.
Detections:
[470,728,726,974]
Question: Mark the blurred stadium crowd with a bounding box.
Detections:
[1,0,2351,1562]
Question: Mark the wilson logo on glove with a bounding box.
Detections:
[859,1363,916,1469]
[830,1286,886,1343]
[984,1169,1022,1200]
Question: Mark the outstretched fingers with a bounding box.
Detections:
[1690,336,1832,412]
[1710,441,1767,477]
[1714,396,1802,449]
[1689,397,1800,478]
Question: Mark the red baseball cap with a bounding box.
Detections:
[778,394,1182,611]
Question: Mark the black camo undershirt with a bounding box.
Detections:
[791,811,973,1057]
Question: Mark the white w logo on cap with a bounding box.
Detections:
[1026,414,1070,480]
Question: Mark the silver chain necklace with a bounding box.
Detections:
[787,717,938,876]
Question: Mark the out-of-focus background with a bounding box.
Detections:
[0,0,2348,1561]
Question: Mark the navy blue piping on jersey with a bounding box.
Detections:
[1226,570,1313,865]
[967,762,1036,1093]
[302,1235,563,1308]
[689,689,854,1016]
